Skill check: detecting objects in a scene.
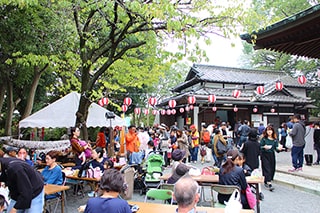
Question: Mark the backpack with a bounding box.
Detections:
[202,130,211,143]
[216,139,228,154]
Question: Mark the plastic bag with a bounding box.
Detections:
[286,135,293,149]
[188,167,201,176]
[224,189,242,213]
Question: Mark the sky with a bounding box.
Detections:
[199,34,244,68]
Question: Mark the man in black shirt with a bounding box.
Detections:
[0,157,44,212]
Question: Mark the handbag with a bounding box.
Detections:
[224,189,242,213]
[285,135,293,149]
[201,166,216,175]
[246,184,256,209]
[86,167,102,179]
[200,147,207,156]
[216,139,227,154]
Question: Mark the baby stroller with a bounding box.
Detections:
[144,153,165,189]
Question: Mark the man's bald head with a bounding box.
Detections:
[174,175,199,208]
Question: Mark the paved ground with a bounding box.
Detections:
[57,150,320,213]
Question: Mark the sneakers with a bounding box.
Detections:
[264,183,274,191]
[296,167,303,171]
[313,162,319,165]
[288,168,297,172]
[259,192,264,201]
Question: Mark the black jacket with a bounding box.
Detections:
[0,158,44,209]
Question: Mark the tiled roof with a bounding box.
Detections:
[173,64,314,92]
[240,5,320,59]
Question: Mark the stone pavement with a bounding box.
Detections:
[274,150,320,196]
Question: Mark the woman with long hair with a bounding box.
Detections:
[260,125,283,191]
[218,149,250,209]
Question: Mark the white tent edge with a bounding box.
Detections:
[19,92,126,128]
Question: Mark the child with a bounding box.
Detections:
[0,194,6,213]
[78,140,92,165]
[103,159,114,170]
[145,140,155,159]
[237,153,252,176]
[199,142,207,164]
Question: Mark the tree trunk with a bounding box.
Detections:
[22,65,47,119]
[76,94,91,141]
[4,81,14,136]
[0,83,5,113]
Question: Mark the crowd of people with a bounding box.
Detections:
[0,113,319,212]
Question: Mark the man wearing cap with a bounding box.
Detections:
[4,147,17,158]
[190,125,199,163]
[171,149,186,175]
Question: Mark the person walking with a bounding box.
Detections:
[212,129,227,168]
[237,120,250,148]
[260,125,283,191]
[288,114,306,172]
[304,122,314,166]
[240,128,260,171]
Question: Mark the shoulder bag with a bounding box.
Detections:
[216,139,228,154]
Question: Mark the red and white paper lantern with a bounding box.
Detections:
[121,105,128,112]
[212,106,217,112]
[98,97,109,106]
[123,97,132,106]
[166,109,172,115]
[271,108,275,113]
[189,105,194,110]
[144,108,149,115]
[208,94,216,103]
[160,109,166,115]
[298,75,307,85]
[134,108,141,115]
[233,106,238,112]
[188,96,196,105]
[171,109,176,115]
[275,81,283,91]
[256,86,265,95]
[232,89,241,98]
[148,97,157,106]
[168,99,177,108]
[185,106,190,112]
[179,108,184,113]
[253,107,258,113]
[152,109,158,115]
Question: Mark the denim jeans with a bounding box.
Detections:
[291,145,305,169]
[191,146,199,162]
[7,189,44,213]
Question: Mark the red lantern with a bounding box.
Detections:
[275,81,283,91]
[208,94,216,103]
[171,109,176,115]
[121,105,128,112]
[185,106,190,111]
[179,108,184,113]
[232,89,241,98]
[253,107,258,113]
[233,106,238,112]
[134,108,141,115]
[189,105,194,110]
[98,97,109,106]
[160,109,166,115]
[148,97,157,106]
[271,108,275,113]
[298,75,307,85]
[212,106,217,112]
[188,96,196,105]
[123,97,132,106]
[256,86,265,95]
[166,109,171,115]
[168,99,176,108]
[144,108,149,115]
[152,109,158,115]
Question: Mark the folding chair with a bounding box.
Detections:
[210,184,240,208]
[144,188,173,204]
[45,172,68,213]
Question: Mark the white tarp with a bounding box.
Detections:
[19,92,125,128]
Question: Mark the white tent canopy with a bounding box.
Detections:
[19,92,125,128]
